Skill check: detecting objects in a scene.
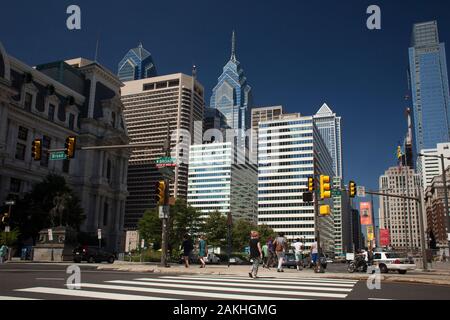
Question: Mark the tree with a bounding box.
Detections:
[170,199,202,249]
[257,224,276,244]
[138,208,162,250]
[232,219,256,252]
[12,174,85,244]
[203,211,227,249]
[0,228,20,247]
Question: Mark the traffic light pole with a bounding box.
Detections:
[160,122,172,268]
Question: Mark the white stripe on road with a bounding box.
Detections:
[368,298,394,300]
[133,278,353,292]
[107,280,348,299]
[179,275,359,284]
[0,295,41,300]
[36,278,65,281]
[158,276,356,287]
[16,287,171,300]
[72,283,301,300]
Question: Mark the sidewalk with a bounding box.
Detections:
[96,261,450,286]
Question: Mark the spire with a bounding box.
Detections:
[231,30,236,62]
[138,42,143,48]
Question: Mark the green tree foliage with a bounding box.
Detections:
[203,211,227,248]
[232,220,276,252]
[12,174,85,244]
[138,208,162,250]
[0,228,20,247]
[257,224,277,244]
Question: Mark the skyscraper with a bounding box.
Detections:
[210,31,253,147]
[251,106,283,161]
[121,74,204,228]
[257,113,335,253]
[409,21,450,153]
[313,103,343,178]
[117,43,157,82]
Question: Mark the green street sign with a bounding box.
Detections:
[156,157,175,164]
[331,189,341,197]
[50,151,67,161]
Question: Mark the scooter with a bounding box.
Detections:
[347,254,367,273]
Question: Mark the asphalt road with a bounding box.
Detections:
[0,263,450,300]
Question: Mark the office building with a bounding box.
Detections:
[425,167,450,256]
[379,167,423,250]
[417,142,450,190]
[187,142,257,222]
[257,113,335,253]
[313,103,342,178]
[0,40,129,251]
[332,176,352,256]
[409,21,450,153]
[251,106,283,162]
[121,73,204,228]
[351,209,363,252]
[117,43,157,82]
[210,31,252,147]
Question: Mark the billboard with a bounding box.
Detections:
[379,229,390,246]
[360,202,372,225]
[367,225,374,241]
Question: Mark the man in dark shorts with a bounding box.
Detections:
[181,234,193,268]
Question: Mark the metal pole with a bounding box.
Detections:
[160,121,171,268]
[417,187,428,271]
[440,155,450,250]
[227,212,232,268]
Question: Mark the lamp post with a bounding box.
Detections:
[418,153,450,253]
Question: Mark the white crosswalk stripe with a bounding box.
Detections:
[8,275,358,300]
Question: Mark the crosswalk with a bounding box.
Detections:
[3,275,358,300]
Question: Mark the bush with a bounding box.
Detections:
[130,249,161,262]
[0,229,20,247]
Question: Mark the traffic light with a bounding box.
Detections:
[308,177,314,192]
[1,213,9,225]
[155,180,166,205]
[31,139,42,161]
[65,136,76,159]
[320,175,331,199]
[302,192,313,203]
[349,181,357,198]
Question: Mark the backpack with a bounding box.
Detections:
[275,238,285,252]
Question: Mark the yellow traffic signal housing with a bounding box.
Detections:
[320,175,331,199]
[155,180,166,205]
[65,136,76,159]
[31,139,42,161]
[308,177,314,192]
[320,205,331,216]
[349,181,357,198]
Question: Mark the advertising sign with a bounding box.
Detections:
[367,225,374,241]
[360,202,372,225]
[380,229,390,246]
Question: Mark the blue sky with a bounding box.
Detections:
[1,0,450,224]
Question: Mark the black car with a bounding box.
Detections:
[73,246,116,263]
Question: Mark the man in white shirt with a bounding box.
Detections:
[310,238,318,266]
[292,238,304,271]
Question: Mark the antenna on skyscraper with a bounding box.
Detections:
[94,32,100,62]
[231,30,236,62]
[192,64,197,80]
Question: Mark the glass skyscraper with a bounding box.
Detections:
[210,31,253,146]
[409,21,450,153]
[117,43,157,82]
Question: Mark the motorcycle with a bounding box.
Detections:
[347,254,367,273]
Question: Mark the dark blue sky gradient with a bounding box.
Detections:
[2,0,450,220]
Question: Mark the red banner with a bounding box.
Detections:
[379,229,390,247]
[360,202,372,225]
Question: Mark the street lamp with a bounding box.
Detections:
[418,153,450,251]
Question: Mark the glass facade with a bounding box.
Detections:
[117,43,157,82]
[409,21,450,153]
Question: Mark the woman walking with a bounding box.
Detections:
[198,235,208,268]
[248,231,263,279]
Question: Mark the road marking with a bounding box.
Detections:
[107,280,348,299]
[0,296,41,300]
[184,275,359,284]
[134,278,353,292]
[159,276,356,287]
[36,278,65,281]
[368,298,393,300]
[16,287,171,300]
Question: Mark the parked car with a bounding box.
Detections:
[282,253,298,269]
[206,252,221,264]
[73,246,116,263]
[372,251,416,274]
[228,256,249,265]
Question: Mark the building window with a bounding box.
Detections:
[68,113,75,130]
[10,178,21,193]
[103,202,109,226]
[24,92,33,111]
[18,126,28,141]
[15,143,26,160]
[62,159,70,173]
[48,104,55,121]
[40,135,51,167]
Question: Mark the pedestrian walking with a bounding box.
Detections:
[248,231,263,278]
[273,232,287,272]
[266,237,275,269]
[0,244,8,264]
[292,238,304,271]
[181,234,193,268]
[261,242,269,268]
[311,238,319,266]
[198,235,208,268]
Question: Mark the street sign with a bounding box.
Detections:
[4,200,15,206]
[50,151,67,161]
[357,186,366,197]
[4,226,10,233]
[331,189,341,197]
[159,206,170,219]
[97,229,102,240]
[48,229,53,241]
[156,157,176,168]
